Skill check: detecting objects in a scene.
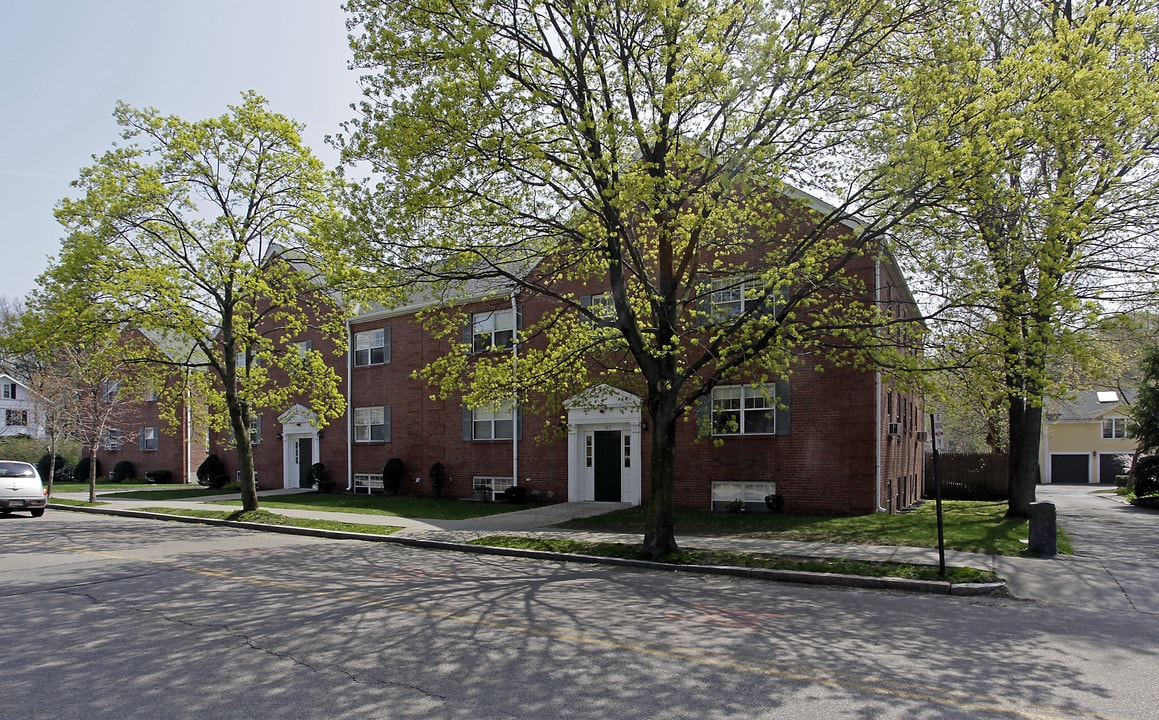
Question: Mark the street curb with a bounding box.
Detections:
[48,503,1007,596]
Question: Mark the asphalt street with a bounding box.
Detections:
[3,508,1157,720]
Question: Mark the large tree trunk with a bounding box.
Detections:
[642,404,679,559]
[227,397,259,512]
[1006,394,1041,518]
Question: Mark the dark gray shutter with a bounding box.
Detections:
[516,405,523,441]
[383,405,392,442]
[383,327,392,364]
[695,280,712,326]
[463,316,474,353]
[139,428,146,451]
[696,395,712,437]
[775,381,791,435]
[462,403,474,440]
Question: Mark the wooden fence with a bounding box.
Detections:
[924,453,1009,501]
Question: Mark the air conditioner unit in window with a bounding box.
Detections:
[887,422,901,436]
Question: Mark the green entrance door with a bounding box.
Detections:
[593,430,622,502]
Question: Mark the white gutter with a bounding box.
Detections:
[511,290,519,487]
[875,257,886,513]
[345,318,354,492]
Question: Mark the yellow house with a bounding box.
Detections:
[1042,389,1136,484]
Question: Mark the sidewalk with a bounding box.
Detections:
[48,488,1142,610]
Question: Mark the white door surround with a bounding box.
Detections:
[564,385,643,505]
[278,404,320,489]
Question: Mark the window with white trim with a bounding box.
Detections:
[1102,417,1129,439]
[5,409,28,427]
[353,328,388,366]
[249,415,262,444]
[712,384,778,435]
[2,382,17,399]
[473,400,514,440]
[472,309,515,352]
[141,426,159,451]
[354,406,390,442]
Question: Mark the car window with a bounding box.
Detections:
[0,462,36,478]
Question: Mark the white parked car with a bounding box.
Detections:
[0,461,47,517]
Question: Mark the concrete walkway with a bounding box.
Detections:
[48,484,1158,611]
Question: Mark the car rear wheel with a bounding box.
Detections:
[30,508,45,518]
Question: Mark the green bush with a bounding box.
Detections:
[383,458,405,495]
[37,454,70,484]
[429,462,449,497]
[73,456,102,484]
[1133,456,1159,498]
[310,463,336,493]
[112,460,136,482]
[197,454,227,488]
[504,485,529,504]
[146,469,174,484]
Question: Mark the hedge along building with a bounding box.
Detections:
[342,187,927,515]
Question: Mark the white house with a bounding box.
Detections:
[0,373,46,439]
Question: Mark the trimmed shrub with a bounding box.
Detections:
[383,458,405,495]
[429,462,449,497]
[197,454,227,488]
[1132,456,1159,499]
[37,454,69,484]
[145,469,174,484]
[73,456,102,484]
[310,463,336,493]
[112,460,136,482]
[504,485,529,504]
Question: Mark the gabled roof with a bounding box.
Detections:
[1052,389,1138,423]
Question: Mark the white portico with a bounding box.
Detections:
[564,385,643,505]
[278,404,321,489]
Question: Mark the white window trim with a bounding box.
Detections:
[711,384,778,436]
[1102,416,1129,440]
[472,309,515,352]
[472,400,514,440]
[353,328,389,367]
[354,406,389,442]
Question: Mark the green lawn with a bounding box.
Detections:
[90,487,244,501]
[134,506,403,535]
[49,481,160,494]
[470,535,996,583]
[553,500,1072,556]
[209,492,535,520]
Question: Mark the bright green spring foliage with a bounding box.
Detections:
[340,0,947,555]
[885,0,1159,515]
[42,92,350,511]
[1129,345,1159,457]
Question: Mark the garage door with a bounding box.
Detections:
[1051,454,1090,484]
[1098,453,1132,485]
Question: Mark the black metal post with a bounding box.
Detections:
[930,413,946,577]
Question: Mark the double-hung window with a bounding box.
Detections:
[141,426,159,451]
[1102,417,1128,439]
[2,382,16,399]
[472,400,514,440]
[354,329,388,366]
[712,384,778,435]
[471,309,515,352]
[5,409,28,427]
[100,381,120,402]
[354,406,390,442]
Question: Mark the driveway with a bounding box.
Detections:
[1036,484,1159,563]
[1023,484,1159,614]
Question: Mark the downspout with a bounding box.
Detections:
[875,258,887,513]
[511,290,519,487]
[185,367,192,484]
[345,318,354,492]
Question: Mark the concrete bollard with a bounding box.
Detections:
[1028,502,1057,557]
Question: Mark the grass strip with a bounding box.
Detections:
[469,535,996,583]
[209,493,531,520]
[554,500,1072,557]
[129,506,403,536]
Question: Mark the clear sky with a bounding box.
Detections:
[0,0,363,303]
